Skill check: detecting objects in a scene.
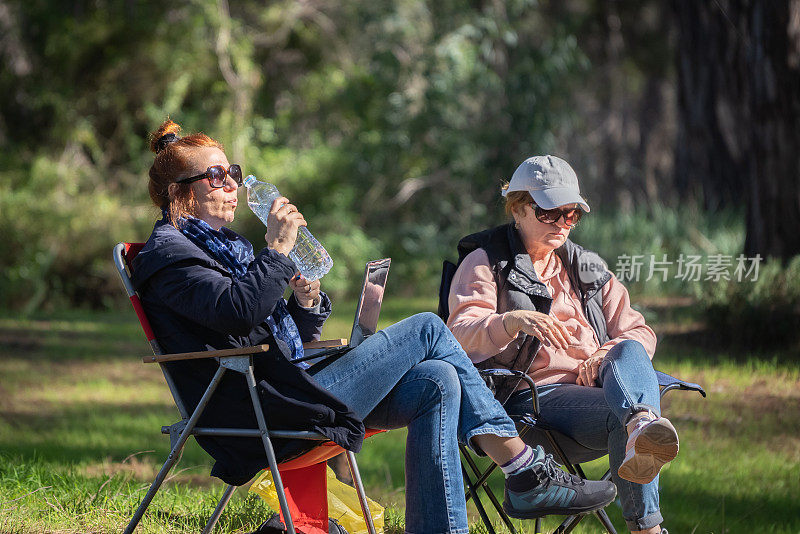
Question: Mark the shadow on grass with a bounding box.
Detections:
[658,476,800,534]
[0,398,207,466]
[469,471,800,534]
[0,311,143,362]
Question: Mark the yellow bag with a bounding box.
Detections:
[250,466,384,534]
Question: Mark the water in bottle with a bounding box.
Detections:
[243,175,333,280]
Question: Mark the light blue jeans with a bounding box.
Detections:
[310,312,518,534]
[504,339,663,532]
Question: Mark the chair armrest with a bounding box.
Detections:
[143,344,271,364]
[479,368,541,417]
[303,339,348,350]
[478,368,536,390]
[144,339,347,364]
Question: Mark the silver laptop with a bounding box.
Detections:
[297,258,391,364]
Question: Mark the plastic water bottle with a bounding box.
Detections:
[243,175,333,281]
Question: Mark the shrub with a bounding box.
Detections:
[571,204,745,297]
[701,256,800,348]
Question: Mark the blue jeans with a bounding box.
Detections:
[504,340,663,532]
[310,312,518,534]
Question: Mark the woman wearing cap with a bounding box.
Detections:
[447,155,677,534]
[132,123,617,533]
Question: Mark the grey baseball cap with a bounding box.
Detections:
[502,155,590,212]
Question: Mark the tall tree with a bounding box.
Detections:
[673,0,800,259]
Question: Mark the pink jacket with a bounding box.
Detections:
[447,248,657,386]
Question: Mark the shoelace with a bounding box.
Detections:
[537,454,584,486]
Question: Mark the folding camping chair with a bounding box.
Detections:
[113,242,378,534]
[438,259,707,534]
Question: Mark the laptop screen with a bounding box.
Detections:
[350,258,391,346]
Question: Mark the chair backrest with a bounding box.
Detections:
[113,243,162,355]
[437,260,458,323]
[113,242,189,418]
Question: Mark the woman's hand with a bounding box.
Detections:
[265,196,307,256]
[290,274,321,308]
[576,348,609,387]
[502,310,573,350]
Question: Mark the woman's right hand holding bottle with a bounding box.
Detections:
[265,196,307,256]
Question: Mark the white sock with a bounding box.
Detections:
[500,445,536,477]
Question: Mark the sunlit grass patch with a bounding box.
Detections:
[1,300,799,532]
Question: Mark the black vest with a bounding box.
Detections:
[456,224,612,402]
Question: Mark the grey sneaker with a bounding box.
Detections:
[503,453,617,519]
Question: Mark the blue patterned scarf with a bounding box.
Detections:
[170,211,306,366]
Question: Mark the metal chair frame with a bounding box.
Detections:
[114,242,376,534]
[460,369,706,534]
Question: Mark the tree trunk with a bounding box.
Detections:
[742,1,800,259]
[673,0,800,259]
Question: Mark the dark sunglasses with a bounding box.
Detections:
[176,164,243,188]
[532,204,583,227]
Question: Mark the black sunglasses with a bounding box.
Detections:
[532,204,583,227]
[176,164,243,188]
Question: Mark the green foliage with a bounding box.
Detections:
[0,0,588,310]
[0,0,783,318]
[572,205,745,296]
[0,154,153,312]
[701,256,800,348]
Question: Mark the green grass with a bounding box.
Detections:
[0,299,799,533]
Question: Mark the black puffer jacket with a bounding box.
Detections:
[132,219,364,486]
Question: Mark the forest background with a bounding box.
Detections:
[1,0,798,338]
[1,1,800,533]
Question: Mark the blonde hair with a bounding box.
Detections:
[500,182,534,218]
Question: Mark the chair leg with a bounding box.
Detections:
[201,484,236,534]
[461,463,497,534]
[470,459,500,493]
[556,507,615,534]
[245,365,297,534]
[124,366,227,534]
[556,513,580,533]
[345,450,376,534]
[123,441,186,534]
[534,517,542,534]
[593,508,617,534]
[460,446,517,534]
[476,477,516,534]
